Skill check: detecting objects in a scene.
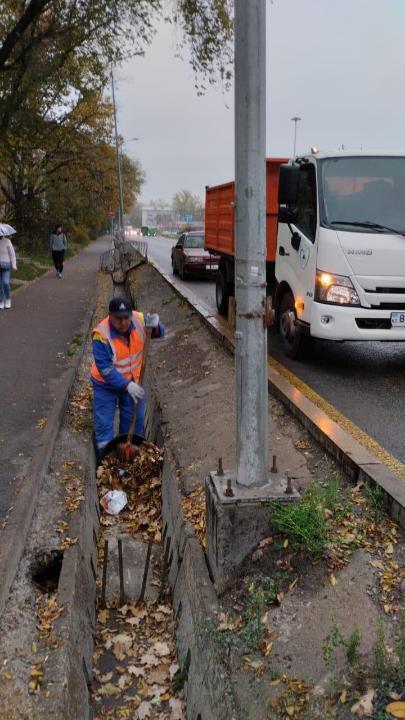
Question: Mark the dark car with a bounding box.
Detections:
[171,231,219,280]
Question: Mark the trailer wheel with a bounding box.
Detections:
[279,292,312,359]
[216,268,231,316]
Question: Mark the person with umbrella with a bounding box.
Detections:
[0,224,17,309]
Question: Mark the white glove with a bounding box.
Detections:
[144,313,159,329]
[127,381,145,401]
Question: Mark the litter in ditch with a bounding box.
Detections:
[92,442,185,719]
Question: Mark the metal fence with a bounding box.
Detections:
[99,240,148,275]
[128,240,148,260]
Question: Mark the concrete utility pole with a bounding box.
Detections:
[291,116,301,158]
[111,66,125,239]
[235,0,267,487]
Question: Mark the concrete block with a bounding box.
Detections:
[205,470,299,586]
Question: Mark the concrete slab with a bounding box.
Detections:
[103,529,161,604]
[206,471,299,586]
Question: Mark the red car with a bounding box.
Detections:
[171,231,219,280]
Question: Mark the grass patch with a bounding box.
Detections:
[269,487,328,555]
[322,624,362,667]
[268,476,351,556]
[366,483,386,522]
[14,259,48,281]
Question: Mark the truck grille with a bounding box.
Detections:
[370,303,405,310]
[356,318,391,330]
[366,287,405,294]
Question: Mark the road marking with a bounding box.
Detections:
[269,356,405,479]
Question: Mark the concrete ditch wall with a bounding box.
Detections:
[37,447,100,720]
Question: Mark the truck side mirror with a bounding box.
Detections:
[278,206,299,224]
[278,164,300,206]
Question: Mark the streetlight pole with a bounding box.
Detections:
[111,66,125,239]
[291,116,301,159]
[235,0,267,488]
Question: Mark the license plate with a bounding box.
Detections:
[208,264,218,270]
[391,311,405,327]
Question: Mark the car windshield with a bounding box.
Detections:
[184,234,204,248]
[320,156,405,233]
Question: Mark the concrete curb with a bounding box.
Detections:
[147,258,405,528]
[0,293,97,618]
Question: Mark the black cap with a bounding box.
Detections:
[109,297,132,317]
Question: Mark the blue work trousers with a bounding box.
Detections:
[92,381,145,451]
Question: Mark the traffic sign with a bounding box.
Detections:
[184,214,193,223]
[109,208,116,218]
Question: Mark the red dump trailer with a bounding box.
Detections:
[205,158,287,314]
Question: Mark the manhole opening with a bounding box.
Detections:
[31,550,63,593]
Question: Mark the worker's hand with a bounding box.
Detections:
[144,313,160,329]
[127,381,145,401]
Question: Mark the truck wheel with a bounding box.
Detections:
[279,292,312,359]
[216,268,231,315]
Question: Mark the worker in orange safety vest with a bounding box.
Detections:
[91,296,164,462]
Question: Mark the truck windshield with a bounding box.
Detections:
[320,157,405,234]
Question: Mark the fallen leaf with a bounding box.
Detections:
[99,672,113,683]
[259,640,273,657]
[153,641,171,657]
[385,702,405,718]
[3,672,13,681]
[370,559,385,571]
[252,548,264,562]
[169,663,180,679]
[385,543,394,555]
[351,688,374,717]
[169,697,184,719]
[136,701,152,719]
[340,689,347,704]
[128,665,146,678]
[289,577,298,591]
[283,539,289,549]
[98,609,109,625]
[140,653,160,667]
[330,574,337,586]
[99,682,121,697]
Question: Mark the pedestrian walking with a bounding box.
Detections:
[91,297,165,464]
[0,224,17,310]
[49,224,67,277]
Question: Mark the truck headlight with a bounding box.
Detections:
[315,270,360,306]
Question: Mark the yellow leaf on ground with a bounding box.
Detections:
[330,574,337,586]
[340,689,347,704]
[283,539,289,548]
[385,702,405,718]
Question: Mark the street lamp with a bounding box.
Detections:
[111,66,125,239]
[291,116,301,159]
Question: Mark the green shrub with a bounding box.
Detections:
[269,489,327,555]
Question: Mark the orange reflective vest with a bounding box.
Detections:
[91,311,145,385]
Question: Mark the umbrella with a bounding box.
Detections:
[0,223,16,237]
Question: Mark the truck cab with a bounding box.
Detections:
[277,151,405,357]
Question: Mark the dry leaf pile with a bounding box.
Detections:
[67,381,93,432]
[35,592,64,646]
[93,442,184,718]
[92,601,184,719]
[97,443,164,542]
[180,485,205,546]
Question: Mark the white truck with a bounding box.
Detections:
[205,151,405,358]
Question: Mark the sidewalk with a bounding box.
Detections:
[0,236,110,523]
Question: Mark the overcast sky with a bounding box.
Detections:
[115,0,405,204]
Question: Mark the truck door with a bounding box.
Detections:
[276,162,318,325]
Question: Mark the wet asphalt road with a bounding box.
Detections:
[146,236,405,465]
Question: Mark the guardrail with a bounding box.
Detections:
[128,240,148,260]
